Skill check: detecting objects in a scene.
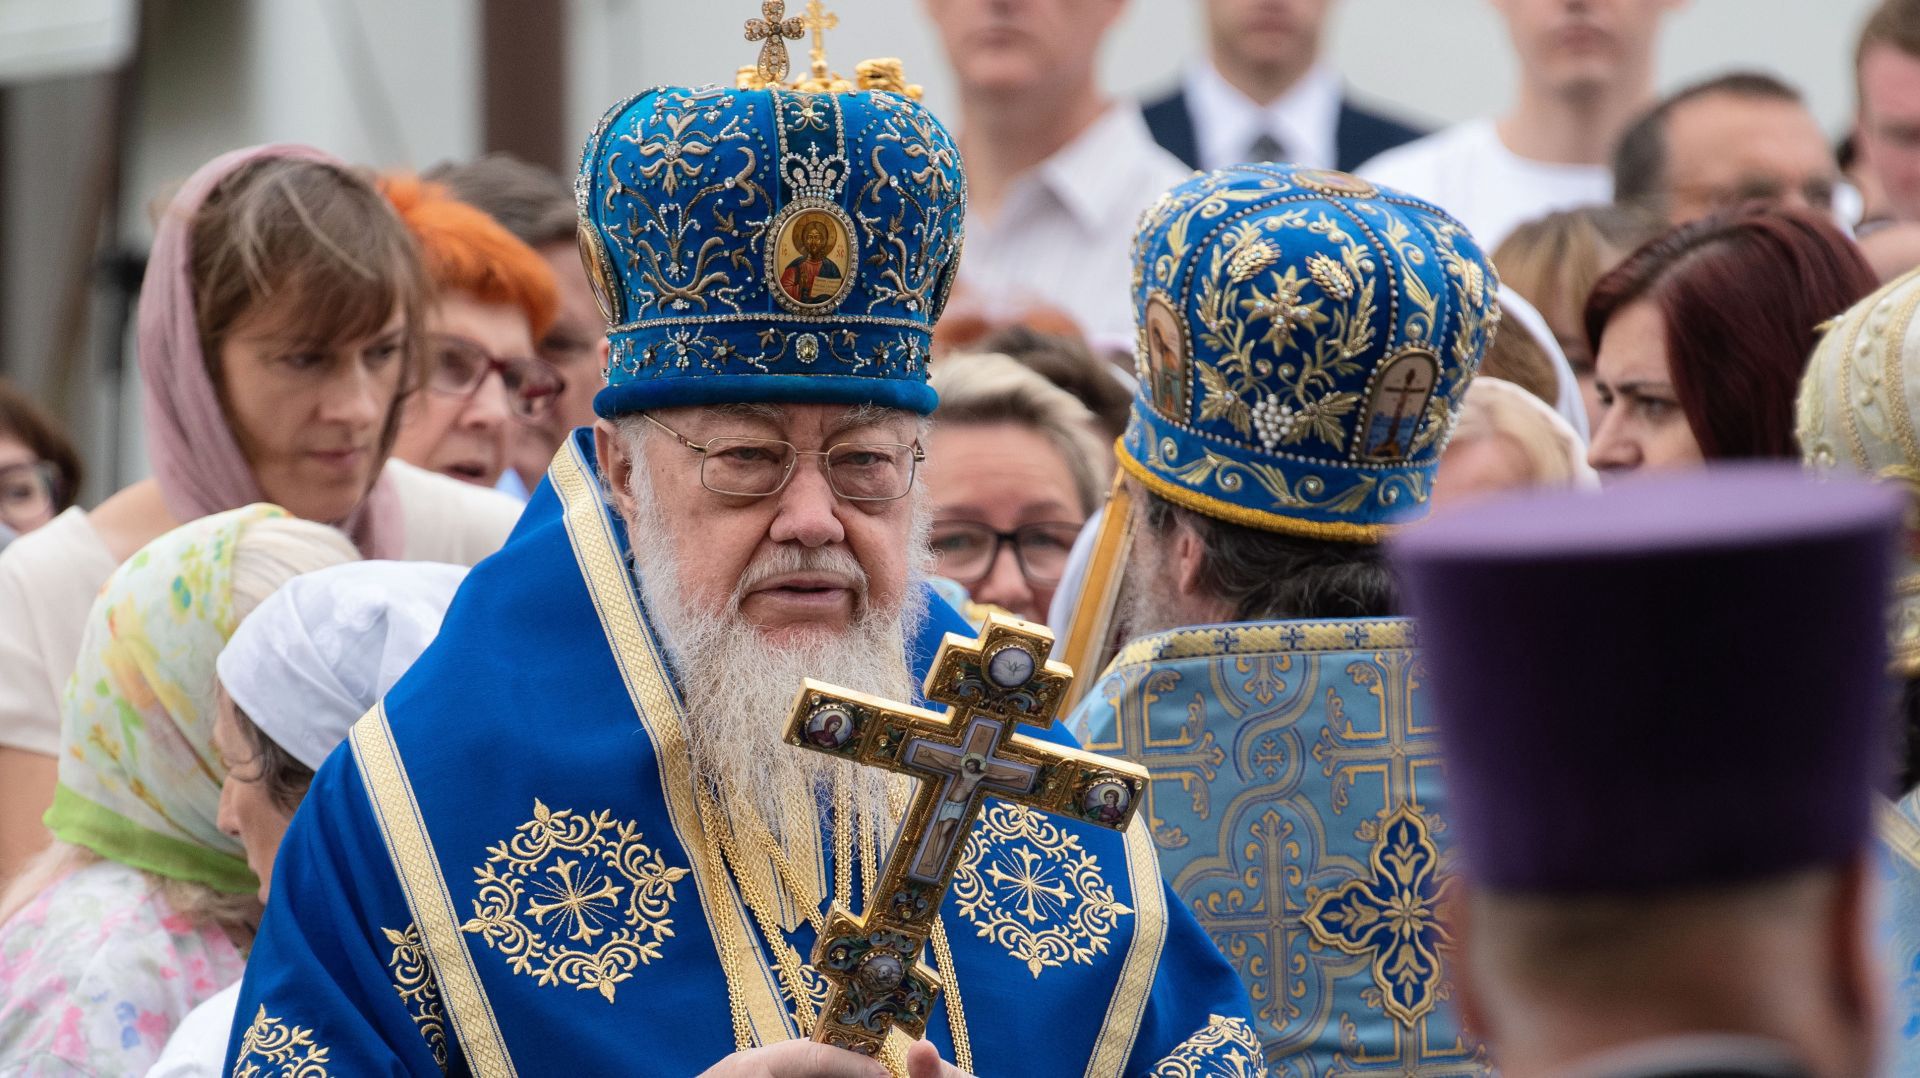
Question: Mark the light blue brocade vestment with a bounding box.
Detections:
[1070,618,1493,1077]
[225,430,1257,1077]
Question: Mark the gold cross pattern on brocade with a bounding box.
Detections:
[783,613,1151,1057]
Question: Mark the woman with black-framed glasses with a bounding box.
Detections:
[923,354,1113,623]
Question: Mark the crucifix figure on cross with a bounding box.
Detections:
[783,613,1150,1058]
[1362,352,1439,461]
[744,0,806,87]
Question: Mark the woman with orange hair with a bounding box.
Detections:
[381,175,564,491]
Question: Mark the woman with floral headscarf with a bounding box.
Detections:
[0,505,357,1073]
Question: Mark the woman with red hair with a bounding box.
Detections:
[382,175,563,490]
[1584,207,1878,474]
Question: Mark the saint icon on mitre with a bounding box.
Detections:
[779,211,845,305]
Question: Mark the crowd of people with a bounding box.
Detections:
[0,0,1918,1075]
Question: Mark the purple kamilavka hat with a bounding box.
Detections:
[1393,465,1902,895]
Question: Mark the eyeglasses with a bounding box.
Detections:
[930,520,1083,588]
[643,412,923,502]
[0,461,59,530]
[427,334,567,423]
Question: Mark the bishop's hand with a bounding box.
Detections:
[905,1040,975,1078]
[693,1040,973,1078]
[697,1040,889,1078]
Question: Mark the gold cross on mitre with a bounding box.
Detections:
[744,0,806,86]
[800,0,838,82]
[783,613,1150,1057]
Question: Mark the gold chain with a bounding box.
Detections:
[700,786,825,1035]
[693,795,759,1053]
[697,774,974,1074]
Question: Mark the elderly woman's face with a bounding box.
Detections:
[923,421,1087,622]
[1587,300,1704,476]
[212,687,297,905]
[392,293,537,489]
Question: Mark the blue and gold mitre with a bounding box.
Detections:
[1120,165,1497,541]
[576,29,965,418]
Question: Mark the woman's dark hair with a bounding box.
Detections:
[1584,206,1878,460]
[227,700,316,815]
[1142,492,1397,622]
[0,378,83,511]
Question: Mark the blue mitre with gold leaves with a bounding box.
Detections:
[1121,165,1497,541]
[576,14,965,418]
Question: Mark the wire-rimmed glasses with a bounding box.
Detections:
[642,412,923,502]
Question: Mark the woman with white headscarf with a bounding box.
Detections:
[146,560,466,1077]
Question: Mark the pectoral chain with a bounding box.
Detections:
[697,776,972,1073]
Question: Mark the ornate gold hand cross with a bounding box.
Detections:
[744,0,806,86]
[783,613,1150,1057]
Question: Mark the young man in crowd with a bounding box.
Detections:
[924,0,1188,350]
[1362,0,1680,247]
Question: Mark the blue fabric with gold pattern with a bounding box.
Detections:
[1122,164,1497,541]
[1071,618,1491,1075]
[576,85,965,418]
[1885,788,1920,1075]
[226,429,1260,1076]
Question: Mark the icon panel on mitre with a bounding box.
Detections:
[768,200,859,316]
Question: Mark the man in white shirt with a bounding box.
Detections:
[1361,0,1682,249]
[1142,0,1426,174]
[925,0,1189,353]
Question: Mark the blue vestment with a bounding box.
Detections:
[1070,618,1491,1076]
[1884,788,1920,1074]
[227,431,1257,1076]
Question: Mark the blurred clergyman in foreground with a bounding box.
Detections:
[1399,467,1901,1078]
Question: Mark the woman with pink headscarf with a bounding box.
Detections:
[0,146,524,884]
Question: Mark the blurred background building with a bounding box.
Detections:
[0,0,1884,501]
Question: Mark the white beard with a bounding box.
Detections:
[619,440,929,852]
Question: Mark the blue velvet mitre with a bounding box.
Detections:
[1120,165,1498,541]
[577,83,967,418]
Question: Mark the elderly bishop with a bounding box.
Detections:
[227,15,1256,1078]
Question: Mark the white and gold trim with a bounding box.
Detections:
[1083,812,1169,1077]
[352,707,517,1077]
[548,437,795,1046]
